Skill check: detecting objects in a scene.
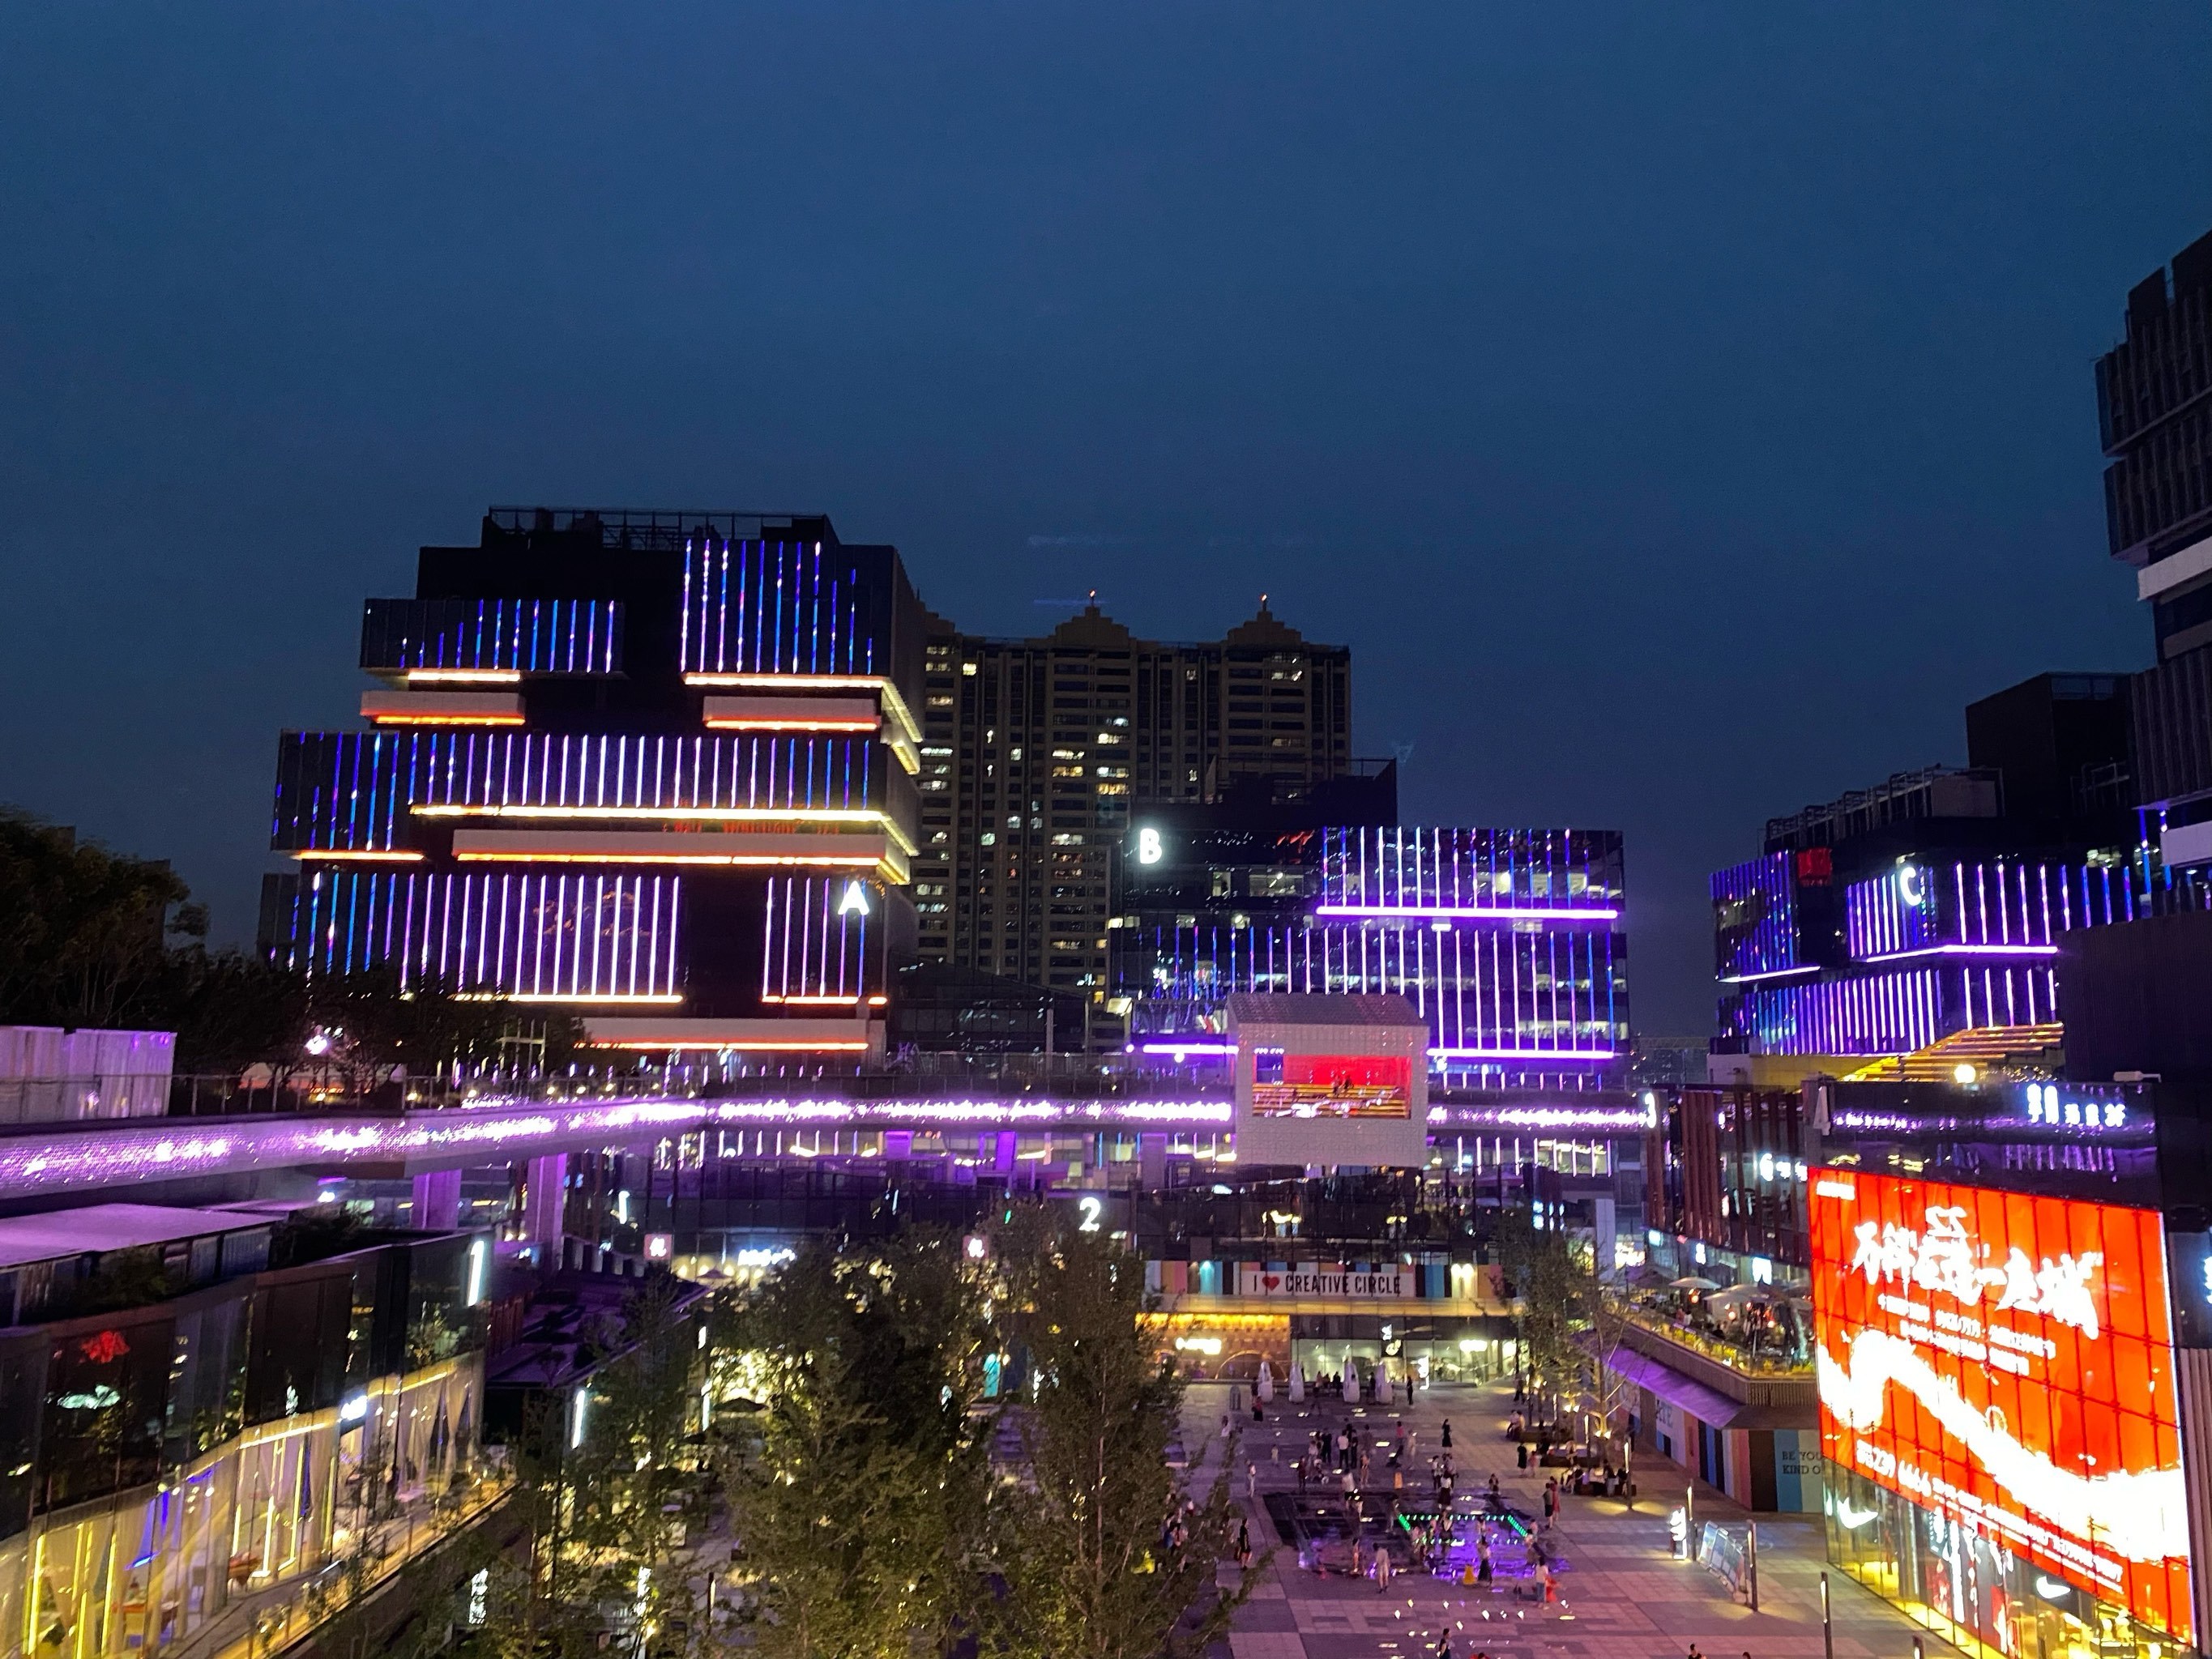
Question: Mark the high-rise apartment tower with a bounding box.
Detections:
[911,602,1352,1012]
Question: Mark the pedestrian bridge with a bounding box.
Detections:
[0,1082,1650,1202]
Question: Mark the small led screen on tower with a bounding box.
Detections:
[1249,1051,1411,1120]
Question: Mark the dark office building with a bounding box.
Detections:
[1108,765,1396,1030]
[1962,672,2133,821]
[2098,227,2212,663]
[1643,1085,1816,1275]
[2089,232,2212,927]
[259,508,927,1055]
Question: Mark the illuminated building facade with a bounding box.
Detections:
[1128,825,1629,1089]
[910,601,1354,1028]
[260,508,926,1051]
[0,1207,488,1659]
[1812,1077,2212,1659]
[1712,748,2140,1061]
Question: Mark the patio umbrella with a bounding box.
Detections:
[1257,1360,1275,1402]
[1374,1363,1393,1405]
[1669,1275,1721,1291]
[1288,1363,1305,1403]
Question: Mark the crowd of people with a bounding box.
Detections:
[1267,1397,1583,1603]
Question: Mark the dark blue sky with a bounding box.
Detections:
[4,4,2208,1034]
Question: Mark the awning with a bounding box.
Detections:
[1591,1341,1816,1432]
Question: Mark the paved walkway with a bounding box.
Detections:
[1185,1375,1955,1659]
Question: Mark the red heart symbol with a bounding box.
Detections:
[1262,1275,1280,1291]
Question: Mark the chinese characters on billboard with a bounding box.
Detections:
[1808,1169,2192,1645]
[1250,1052,1411,1120]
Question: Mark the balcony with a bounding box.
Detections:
[1597,1295,1816,1410]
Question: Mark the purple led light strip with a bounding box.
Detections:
[1313,904,1621,923]
[1431,1047,1618,1061]
[0,1088,1662,1201]
[1858,944,2059,963]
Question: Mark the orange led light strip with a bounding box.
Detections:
[370,714,527,727]
[404,669,523,684]
[488,993,686,1005]
[293,850,425,862]
[454,848,890,870]
[412,804,919,855]
[703,717,879,733]
[682,672,922,746]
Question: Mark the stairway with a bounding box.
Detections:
[1839,1022,2065,1083]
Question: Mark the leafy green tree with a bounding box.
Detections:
[719,1233,993,1659]
[558,1281,709,1658]
[983,1209,1249,1659]
[1492,1206,1585,1425]
[471,1282,710,1659]
[0,808,192,1027]
[169,949,312,1073]
[292,970,587,1095]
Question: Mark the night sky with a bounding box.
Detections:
[4,5,2208,1036]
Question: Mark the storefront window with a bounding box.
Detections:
[1827,1464,2175,1659]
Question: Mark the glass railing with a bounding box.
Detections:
[1608,1299,1812,1377]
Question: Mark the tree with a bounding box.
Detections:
[719,1233,993,1659]
[557,1281,709,1659]
[982,1208,1249,1659]
[296,970,588,1096]
[1583,1272,1641,1503]
[0,809,193,1028]
[470,1281,711,1659]
[1492,1208,1585,1427]
[168,949,312,1074]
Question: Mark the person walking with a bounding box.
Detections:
[1441,1419,1454,1451]
[1236,1518,1252,1570]
[1375,1542,1393,1594]
[1435,1630,1454,1659]
[1476,1531,1492,1584]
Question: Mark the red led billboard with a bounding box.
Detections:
[1250,1052,1411,1119]
[1808,1169,2192,1644]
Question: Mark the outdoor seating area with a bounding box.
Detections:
[1612,1268,1813,1373]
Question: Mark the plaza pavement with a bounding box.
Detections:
[1182,1375,1957,1659]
